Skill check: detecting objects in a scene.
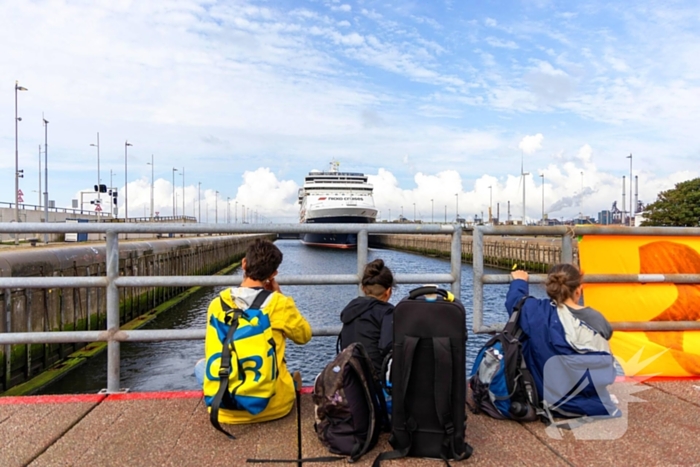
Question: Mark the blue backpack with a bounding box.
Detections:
[469,296,541,421]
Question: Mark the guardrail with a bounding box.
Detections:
[0,222,462,393]
[472,225,700,334]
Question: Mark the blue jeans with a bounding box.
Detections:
[194,358,205,386]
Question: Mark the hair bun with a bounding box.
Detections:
[365,259,384,276]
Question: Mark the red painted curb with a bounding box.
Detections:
[106,390,203,401]
[0,394,107,405]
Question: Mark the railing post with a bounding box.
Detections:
[472,226,484,333]
[450,225,462,300]
[357,230,368,295]
[561,233,574,264]
[105,230,121,393]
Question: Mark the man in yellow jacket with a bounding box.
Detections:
[196,238,311,425]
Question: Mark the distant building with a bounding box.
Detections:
[598,210,613,225]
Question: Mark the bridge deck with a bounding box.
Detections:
[1,380,699,467]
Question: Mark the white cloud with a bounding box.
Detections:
[518,134,544,154]
[484,37,519,49]
[331,4,352,12]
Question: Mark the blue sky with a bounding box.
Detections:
[1,0,699,222]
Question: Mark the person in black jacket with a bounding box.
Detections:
[338,259,395,378]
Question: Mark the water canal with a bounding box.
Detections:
[40,239,545,393]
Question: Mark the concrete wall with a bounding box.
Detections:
[0,234,271,392]
[371,234,579,271]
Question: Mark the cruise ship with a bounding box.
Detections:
[298,162,377,248]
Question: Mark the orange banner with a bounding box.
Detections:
[579,235,700,377]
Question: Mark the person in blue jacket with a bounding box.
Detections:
[507,263,620,418]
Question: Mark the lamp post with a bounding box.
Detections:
[227,197,231,223]
[15,81,28,245]
[431,199,434,223]
[488,185,493,224]
[146,155,154,220]
[235,200,238,223]
[43,116,49,244]
[388,208,391,222]
[110,169,115,218]
[627,154,633,225]
[171,168,178,217]
[540,173,545,225]
[444,205,447,223]
[455,193,459,223]
[580,171,584,219]
[413,202,416,222]
[198,182,201,222]
[181,167,185,218]
[124,141,132,221]
[215,191,219,223]
[90,133,101,218]
[38,145,42,207]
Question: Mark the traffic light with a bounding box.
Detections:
[112,188,118,206]
[94,184,107,193]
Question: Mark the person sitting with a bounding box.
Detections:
[195,238,311,424]
[508,263,619,418]
[338,259,394,379]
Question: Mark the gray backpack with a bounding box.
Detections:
[312,342,388,462]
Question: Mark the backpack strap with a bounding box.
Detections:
[372,336,420,467]
[209,289,273,439]
[433,337,473,463]
[408,286,449,300]
[504,295,532,338]
[210,308,243,439]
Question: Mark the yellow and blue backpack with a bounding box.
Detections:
[203,289,276,437]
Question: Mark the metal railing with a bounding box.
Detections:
[472,225,700,334]
[0,222,462,393]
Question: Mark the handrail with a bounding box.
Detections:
[0,222,462,393]
[472,224,700,334]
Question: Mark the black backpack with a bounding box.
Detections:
[373,286,473,466]
[312,342,388,462]
[469,295,541,421]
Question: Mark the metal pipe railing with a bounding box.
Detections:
[0,222,461,393]
[472,224,700,333]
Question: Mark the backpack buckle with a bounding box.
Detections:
[218,367,230,378]
[444,422,455,435]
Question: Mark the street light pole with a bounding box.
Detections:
[215,191,219,223]
[110,169,115,218]
[171,168,178,217]
[15,81,28,245]
[488,185,493,224]
[540,173,545,225]
[627,154,633,225]
[235,200,238,223]
[198,182,201,222]
[124,141,132,221]
[455,193,459,223]
[227,197,230,223]
[431,199,434,223]
[43,116,49,244]
[38,145,42,207]
[413,202,416,222]
[580,171,584,219]
[181,167,185,218]
[90,133,101,220]
[146,154,154,220]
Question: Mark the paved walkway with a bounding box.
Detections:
[1,380,699,467]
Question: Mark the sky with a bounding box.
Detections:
[1,0,699,223]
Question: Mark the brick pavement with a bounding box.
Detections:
[0,381,699,467]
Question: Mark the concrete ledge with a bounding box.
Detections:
[30,393,297,467]
[0,395,103,467]
[0,382,697,466]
